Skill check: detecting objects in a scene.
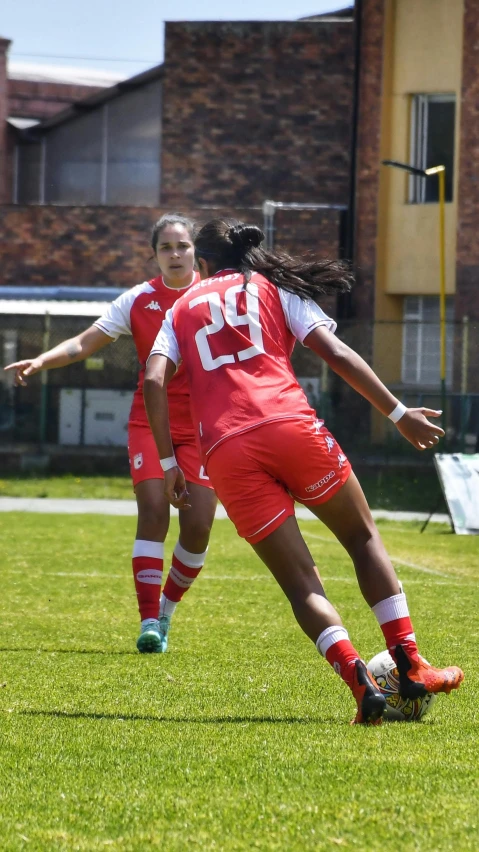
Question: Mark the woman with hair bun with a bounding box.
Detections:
[5,214,217,654]
[144,217,463,724]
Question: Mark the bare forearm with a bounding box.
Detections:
[35,327,111,371]
[143,377,175,461]
[327,349,398,415]
[305,331,398,416]
[304,326,444,450]
[35,338,86,370]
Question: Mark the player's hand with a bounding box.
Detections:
[163,466,191,509]
[3,358,43,386]
[395,408,445,450]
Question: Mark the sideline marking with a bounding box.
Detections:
[302,531,454,578]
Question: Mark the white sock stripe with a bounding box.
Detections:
[168,564,195,589]
[316,625,349,657]
[173,541,207,568]
[160,594,178,617]
[132,539,164,560]
[372,593,410,626]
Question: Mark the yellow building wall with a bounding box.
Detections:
[377,0,463,302]
[372,0,464,440]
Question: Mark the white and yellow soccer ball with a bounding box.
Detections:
[367,650,436,722]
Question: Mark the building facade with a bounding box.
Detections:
[0,3,478,459]
[355,0,478,388]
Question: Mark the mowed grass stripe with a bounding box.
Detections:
[0,512,477,852]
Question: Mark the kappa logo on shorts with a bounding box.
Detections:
[145,300,162,311]
[305,470,335,493]
[313,419,324,435]
[338,452,347,468]
[133,453,143,470]
[325,435,335,452]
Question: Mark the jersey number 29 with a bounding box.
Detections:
[189,283,265,372]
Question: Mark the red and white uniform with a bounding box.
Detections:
[150,271,351,541]
[94,272,211,488]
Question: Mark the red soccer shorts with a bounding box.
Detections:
[206,417,351,544]
[128,421,213,489]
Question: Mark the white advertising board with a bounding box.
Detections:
[434,453,479,535]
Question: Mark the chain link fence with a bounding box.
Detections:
[1,314,478,469]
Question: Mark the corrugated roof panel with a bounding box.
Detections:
[0,300,111,317]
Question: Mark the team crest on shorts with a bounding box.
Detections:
[133,453,143,470]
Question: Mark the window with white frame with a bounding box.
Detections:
[409,94,455,204]
[402,296,454,387]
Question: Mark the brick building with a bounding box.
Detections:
[0,15,355,276]
[353,0,478,446]
[0,45,122,204]
[0,2,478,458]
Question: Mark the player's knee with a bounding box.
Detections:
[137,500,167,537]
[345,523,380,561]
[180,519,212,552]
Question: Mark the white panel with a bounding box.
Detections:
[59,388,82,445]
[83,389,133,446]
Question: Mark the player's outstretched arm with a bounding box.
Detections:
[143,353,190,509]
[304,326,445,451]
[3,326,113,386]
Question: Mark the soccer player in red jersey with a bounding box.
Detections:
[4,214,217,654]
[144,218,464,724]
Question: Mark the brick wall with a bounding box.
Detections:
[8,79,105,121]
[161,21,354,209]
[352,0,385,322]
[0,206,177,288]
[0,204,341,289]
[456,0,479,325]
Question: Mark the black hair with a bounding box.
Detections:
[151,213,196,253]
[194,218,353,301]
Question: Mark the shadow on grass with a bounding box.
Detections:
[17,709,337,725]
[0,647,137,655]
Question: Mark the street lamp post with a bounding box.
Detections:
[382,159,447,429]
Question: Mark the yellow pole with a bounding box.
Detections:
[425,164,447,425]
[438,168,446,387]
[438,167,447,430]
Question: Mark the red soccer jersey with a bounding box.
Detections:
[151,271,336,460]
[95,272,200,439]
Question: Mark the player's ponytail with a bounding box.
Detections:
[228,223,264,257]
[194,218,353,301]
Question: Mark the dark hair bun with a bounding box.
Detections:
[228,224,264,252]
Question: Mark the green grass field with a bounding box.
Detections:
[0,512,477,851]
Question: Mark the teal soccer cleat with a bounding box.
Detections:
[136,619,163,654]
[158,615,171,653]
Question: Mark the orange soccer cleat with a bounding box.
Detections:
[394,644,464,700]
[350,659,387,725]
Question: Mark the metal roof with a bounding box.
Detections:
[7,61,127,88]
[7,117,40,130]
[0,300,112,317]
[0,286,126,301]
[13,63,164,139]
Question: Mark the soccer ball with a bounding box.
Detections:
[367,650,436,722]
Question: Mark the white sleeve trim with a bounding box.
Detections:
[148,308,181,367]
[278,289,337,344]
[93,283,150,340]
